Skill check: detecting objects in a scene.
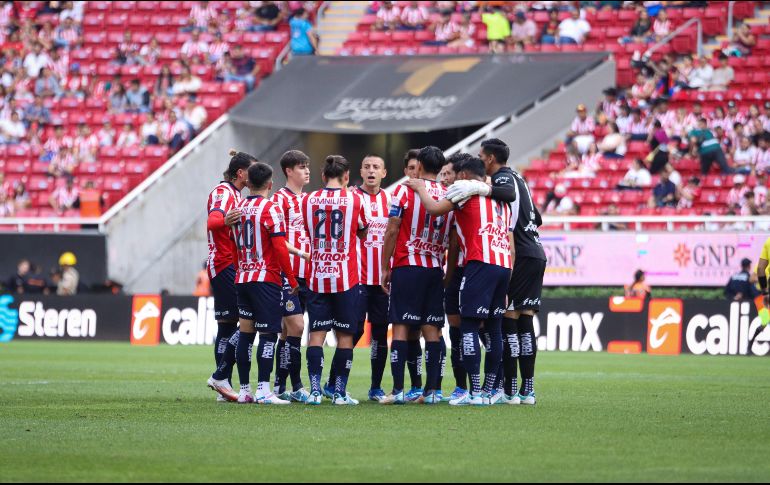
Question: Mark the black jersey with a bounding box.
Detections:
[510,170,546,261]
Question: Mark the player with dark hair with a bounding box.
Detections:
[381,146,453,405]
[205,149,257,402]
[209,161,298,404]
[270,150,313,403]
[407,157,513,405]
[302,155,370,405]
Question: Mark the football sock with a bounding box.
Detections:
[424,341,441,395]
[449,325,467,389]
[460,318,482,395]
[215,322,237,384]
[482,317,502,394]
[257,333,277,385]
[437,336,446,392]
[235,331,256,388]
[273,338,289,394]
[287,336,304,392]
[390,339,407,393]
[370,325,389,390]
[332,348,354,395]
[407,339,423,389]
[306,346,324,394]
[212,330,238,381]
[503,317,520,396]
[519,314,537,395]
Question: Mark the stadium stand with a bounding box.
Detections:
[0,0,318,225]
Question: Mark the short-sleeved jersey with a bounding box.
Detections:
[232,196,286,286]
[355,187,392,286]
[510,171,547,261]
[389,180,454,269]
[270,187,310,279]
[206,181,242,279]
[455,195,513,269]
[301,188,369,293]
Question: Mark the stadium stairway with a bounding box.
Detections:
[317,1,368,56]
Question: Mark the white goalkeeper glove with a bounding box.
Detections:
[445,180,492,204]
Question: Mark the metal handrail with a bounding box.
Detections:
[643,17,703,60]
[727,1,735,40]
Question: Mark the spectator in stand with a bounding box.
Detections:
[141,111,161,145]
[125,79,150,113]
[625,270,651,299]
[221,45,259,92]
[558,7,590,45]
[728,23,756,57]
[0,173,9,199]
[672,54,694,91]
[482,4,511,53]
[181,30,210,61]
[630,73,655,106]
[453,12,476,48]
[55,15,81,49]
[665,162,682,188]
[253,1,284,32]
[566,103,595,154]
[23,42,50,78]
[598,121,626,158]
[689,117,733,175]
[709,53,734,91]
[96,120,115,146]
[649,168,677,208]
[652,9,671,42]
[109,83,129,113]
[727,174,749,212]
[543,183,575,215]
[189,0,218,30]
[73,122,98,164]
[155,65,175,99]
[0,111,26,143]
[598,203,628,231]
[688,56,713,91]
[399,1,429,31]
[161,110,188,152]
[74,180,106,219]
[290,7,318,56]
[430,10,461,46]
[50,176,79,215]
[540,8,560,44]
[208,32,229,63]
[511,11,537,47]
[375,1,401,31]
[23,96,51,128]
[621,8,652,44]
[115,31,142,66]
[12,182,30,211]
[172,66,202,95]
[116,123,139,147]
[0,190,14,217]
[741,190,762,216]
[34,67,62,99]
[57,251,79,296]
[598,87,622,121]
[182,94,208,135]
[754,134,770,176]
[617,158,652,190]
[733,136,756,174]
[139,37,162,66]
[48,145,77,177]
[677,176,701,210]
[647,119,671,174]
[64,64,91,99]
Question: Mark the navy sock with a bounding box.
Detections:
[332,348,354,395]
[215,322,237,383]
[424,341,441,394]
[503,317,520,396]
[519,314,537,395]
[460,318,482,394]
[235,332,256,388]
[390,340,407,393]
[449,325,466,390]
[482,318,502,393]
[257,333,278,385]
[306,345,324,394]
[437,336,446,392]
[212,330,238,381]
[370,325,389,390]
[407,339,423,389]
[273,339,289,393]
[287,336,303,391]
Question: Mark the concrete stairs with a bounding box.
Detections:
[317,1,368,56]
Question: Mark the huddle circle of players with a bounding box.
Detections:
[205,139,547,406]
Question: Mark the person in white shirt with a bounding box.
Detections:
[116,124,139,147]
[171,67,202,96]
[617,158,652,190]
[96,121,115,147]
[687,56,714,91]
[182,95,208,134]
[733,136,756,174]
[558,8,591,44]
[0,112,26,143]
[23,43,51,78]
[141,111,160,145]
[181,31,209,60]
[709,53,734,92]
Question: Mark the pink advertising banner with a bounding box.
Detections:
[542,232,770,287]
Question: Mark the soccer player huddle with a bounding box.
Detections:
[205,139,546,406]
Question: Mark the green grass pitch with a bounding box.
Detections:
[1,341,769,482]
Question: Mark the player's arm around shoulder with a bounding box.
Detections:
[404,178,453,215]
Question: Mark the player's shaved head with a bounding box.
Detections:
[247,162,273,190]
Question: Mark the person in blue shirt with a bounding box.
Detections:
[290,8,317,56]
[725,258,761,302]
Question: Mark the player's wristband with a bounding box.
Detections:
[760,276,768,292]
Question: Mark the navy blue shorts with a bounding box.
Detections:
[282,277,310,317]
[210,265,238,322]
[389,266,445,328]
[460,261,511,320]
[307,287,360,334]
[237,282,283,333]
[444,266,465,316]
[358,284,389,326]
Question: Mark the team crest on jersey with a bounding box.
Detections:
[214,194,224,201]
[286,300,296,312]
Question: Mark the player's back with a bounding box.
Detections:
[232,196,284,286]
[391,180,453,269]
[206,181,242,278]
[302,188,367,293]
[455,195,513,269]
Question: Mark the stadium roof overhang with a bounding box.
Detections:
[229,53,608,134]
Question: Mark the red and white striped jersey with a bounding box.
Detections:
[390,180,454,270]
[571,116,595,135]
[206,181,242,279]
[455,195,513,269]
[271,187,310,279]
[355,187,391,286]
[232,196,286,286]
[301,188,369,293]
